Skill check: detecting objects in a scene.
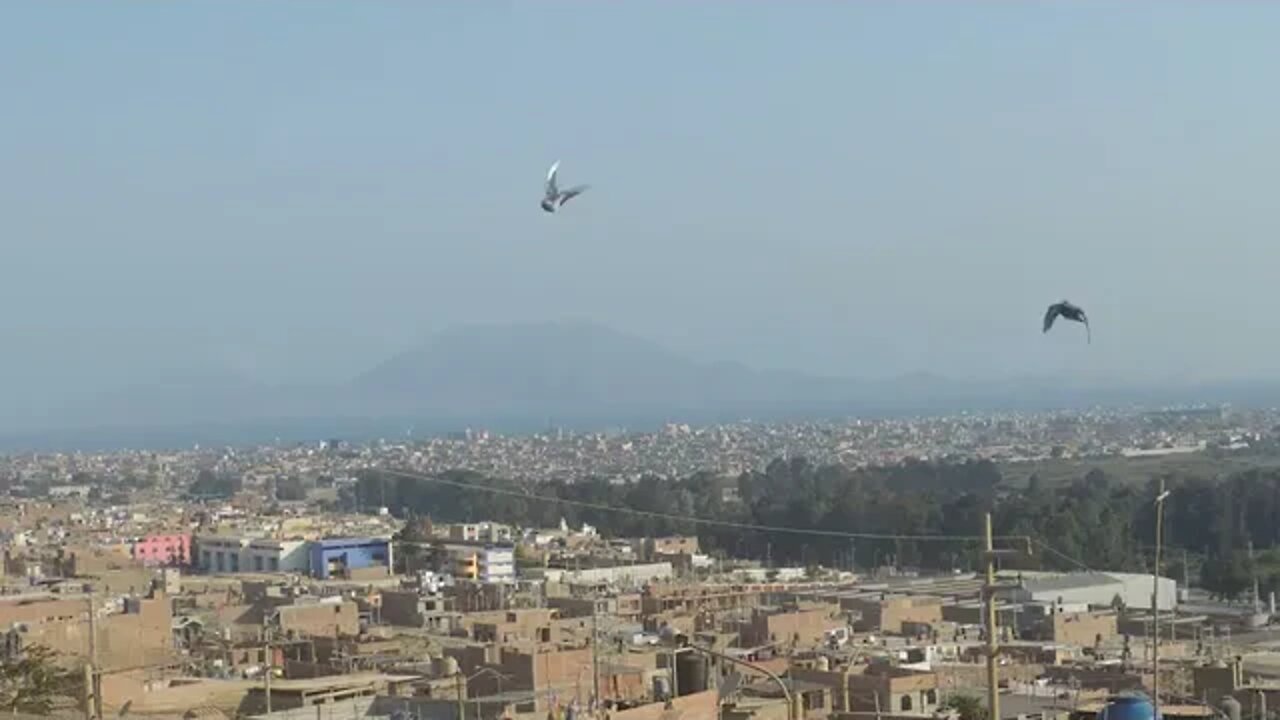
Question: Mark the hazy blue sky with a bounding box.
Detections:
[4,2,1280,412]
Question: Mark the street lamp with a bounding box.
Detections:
[463,668,514,720]
[669,635,798,720]
[1152,482,1171,720]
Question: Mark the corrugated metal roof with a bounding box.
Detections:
[1023,573,1121,593]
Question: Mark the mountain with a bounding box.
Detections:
[10,319,1280,451]
[351,320,860,422]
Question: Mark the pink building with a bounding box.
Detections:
[131,533,191,566]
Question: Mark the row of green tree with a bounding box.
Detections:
[352,457,1280,600]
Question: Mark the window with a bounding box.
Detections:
[900,696,913,712]
[254,556,264,572]
[925,690,937,706]
[269,557,280,572]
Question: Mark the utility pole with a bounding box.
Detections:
[982,514,1001,720]
[591,606,601,706]
[980,513,1027,720]
[85,595,101,720]
[670,648,680,699]
[1153,481,1171,720]
[264,623,273,714]
[456,670,466,720]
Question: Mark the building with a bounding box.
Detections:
[308,537,392,580]
[131,533,191,566]
[644,536,700,560]
[0,592,172,671]
[195,535,250,573]
[272,599,360,638]
[1021,605,1119,645]
[194,535,309,575]
[244,539,310,574]
[738,606,844,649]
[790,662,941,715]
[445,545,516,583]
[844,594,944,634]
[1005,572,1177,612]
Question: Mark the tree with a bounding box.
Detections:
[0,644,72,715]
[942,693,989,720]
[188,469,234,499]
[275,476,307,502]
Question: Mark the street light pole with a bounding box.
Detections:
[679,642,797,720]
[1153,482,1171,720]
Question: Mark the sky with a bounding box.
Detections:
[4,1,1280,422]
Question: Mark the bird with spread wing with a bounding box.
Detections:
[1043,300,1090,343]
[541,160,589,213]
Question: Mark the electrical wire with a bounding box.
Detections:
[374,467,1028,545]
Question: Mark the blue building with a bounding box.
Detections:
[308,537,392,579]
[1097,694,1161,720]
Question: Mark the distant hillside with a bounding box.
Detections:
[350,320,858,420]
[10,319,1280,451]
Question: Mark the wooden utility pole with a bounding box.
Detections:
[264,624,273,714]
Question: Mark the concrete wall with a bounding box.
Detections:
[1047,610,1118,646]
[276,601,359,638]
[543,562,673,587]
[847,595,943,634]
[1105,573,1177,611]
[740,607,840,648]
[0,593,172,671]
[381,590,429,628]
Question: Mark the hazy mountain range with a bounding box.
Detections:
[3,320,1278,452]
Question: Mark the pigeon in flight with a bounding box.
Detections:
[541,160,589,213]
[1043,300,1090,343]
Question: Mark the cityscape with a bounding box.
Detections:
[1,406,1280,720]
[7,4,1280,720]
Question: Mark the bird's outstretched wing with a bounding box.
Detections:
[558,184,589,206]
[1043,304,1061,333]
[545,161,560,197]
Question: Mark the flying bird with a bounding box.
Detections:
[1043,300,1090,343]
[541,160,589,213]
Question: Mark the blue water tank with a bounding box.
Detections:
[1097,694,1162,720]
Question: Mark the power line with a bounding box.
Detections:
[1030,539,1096,573]
[374,467,1028,545]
